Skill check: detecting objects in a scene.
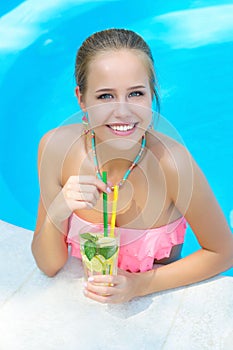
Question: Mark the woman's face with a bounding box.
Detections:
[77,49,153,147]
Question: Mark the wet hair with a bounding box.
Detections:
[75,28,160,112]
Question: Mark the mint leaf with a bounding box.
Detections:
[84,241,96,260]
[80,233,98,242]
[98,246,118,259]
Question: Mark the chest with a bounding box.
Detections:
[62,144,174,228]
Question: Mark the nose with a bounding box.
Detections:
[112,102,130,119]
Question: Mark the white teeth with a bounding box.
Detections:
[110,124,135,131]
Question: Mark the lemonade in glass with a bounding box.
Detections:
[79,226,120,280]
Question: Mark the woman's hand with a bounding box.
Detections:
[47,175,111,226]
[83,269,141,304]
[63,175,110,211]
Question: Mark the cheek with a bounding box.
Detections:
[130,104,153,127]
[87,104,114,128]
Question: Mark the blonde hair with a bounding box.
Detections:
[75,29,160,112]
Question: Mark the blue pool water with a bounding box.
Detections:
[0,1,232,275]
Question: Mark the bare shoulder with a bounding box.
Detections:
[147,130,195,216]
[38,124,83,163]
[39,124,83,152]
[147,130,192,172]
[38,124,84,187]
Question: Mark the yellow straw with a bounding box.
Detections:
[110,185,118,237]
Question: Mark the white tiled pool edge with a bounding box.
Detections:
[0,219,232,350]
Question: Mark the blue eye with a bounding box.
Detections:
[129,91,144,97]
[97,93,113,99]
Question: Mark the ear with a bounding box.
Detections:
[75,86,86,111]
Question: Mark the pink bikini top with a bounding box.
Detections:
[66,213,187,273]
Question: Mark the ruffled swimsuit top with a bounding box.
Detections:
[67,213,187,273]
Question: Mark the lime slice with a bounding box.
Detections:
[95,254,106,264]
[90,257,103,272]
[81,254,93,271]
[82,255,104,273]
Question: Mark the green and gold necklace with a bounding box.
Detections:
[90,130,146,190]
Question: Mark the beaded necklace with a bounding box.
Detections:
[90,130,146,190]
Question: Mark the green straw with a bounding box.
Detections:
[102,171,108,237]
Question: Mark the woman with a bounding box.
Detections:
[32,28,233,304]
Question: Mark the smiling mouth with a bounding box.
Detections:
[107,123,137,132]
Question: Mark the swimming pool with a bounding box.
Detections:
[0,1,232,275]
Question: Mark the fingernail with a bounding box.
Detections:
[88,276,94,282]
[83,282,87,288]
[106,187,112,193]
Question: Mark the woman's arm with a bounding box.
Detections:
[32,130,70,276]
[139,146,233,293]
[32,129,109,277]
[31,199,69,277]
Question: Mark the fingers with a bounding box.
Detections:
[85,282,114,297]
[88,275,118,285]
[68,175,111,194]
[83,281,119,304]
[83,272,139,304]
[83,289,111,304]
[83,275,126,304]
[47,175,109,226]
[65,187,99,204]
[62,175,111,211]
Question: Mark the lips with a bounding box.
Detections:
[106,123,138,136]
[108,123,136,131]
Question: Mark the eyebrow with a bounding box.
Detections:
[95,85,146,93]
